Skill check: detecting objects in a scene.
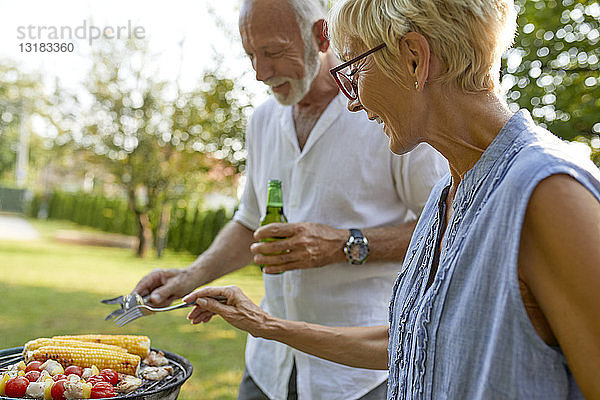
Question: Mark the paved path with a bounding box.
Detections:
[0,214,39,240]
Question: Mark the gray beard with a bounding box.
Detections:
[271,43,321,106]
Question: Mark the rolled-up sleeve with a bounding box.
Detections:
[232,118,261,231]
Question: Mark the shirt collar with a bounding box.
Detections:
[276,92,348,156]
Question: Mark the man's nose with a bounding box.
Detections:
[347,97,364,113]
[253,55,273,82]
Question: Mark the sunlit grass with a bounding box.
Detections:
[0,218,265,400]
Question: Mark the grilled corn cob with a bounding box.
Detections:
[53,334,150,358]
[27,346,141,375]
[23,338,127,358]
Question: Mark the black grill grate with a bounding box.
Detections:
[0,347,193,400]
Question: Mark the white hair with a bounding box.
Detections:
[277,0,327,104]
[286,0,328,30]
[328,0,517,93]
[286,0,328,80]
[242,0,327,104]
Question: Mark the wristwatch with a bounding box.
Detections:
[344,228,370,265]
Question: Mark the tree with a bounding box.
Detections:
[0,64,46,184]
[0,63,74,188]
[503,0,600,164]
[75,38,249,257]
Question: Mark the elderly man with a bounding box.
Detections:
[132,0,447,399]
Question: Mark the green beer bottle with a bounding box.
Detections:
[259,180,288,271]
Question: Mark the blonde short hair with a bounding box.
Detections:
[328,0,517,92]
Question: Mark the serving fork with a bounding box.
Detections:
[113,296,228,327]
[101,292,149,321]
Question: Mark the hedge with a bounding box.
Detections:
[29,191,231,255]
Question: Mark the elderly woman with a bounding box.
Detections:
[185,0,600,398]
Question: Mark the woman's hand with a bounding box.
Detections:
[184,286,389,370]
[183,286,269,337]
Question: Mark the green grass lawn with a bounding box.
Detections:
[0,218,265,400]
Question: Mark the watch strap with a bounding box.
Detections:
[349,228,364,240]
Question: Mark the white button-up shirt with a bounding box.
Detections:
[233,93,448,400]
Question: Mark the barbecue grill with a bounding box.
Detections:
[0,346,193,400]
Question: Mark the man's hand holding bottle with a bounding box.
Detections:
[252,222,347,274]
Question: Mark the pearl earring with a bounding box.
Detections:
[414,81,419,90]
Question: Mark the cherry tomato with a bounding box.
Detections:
[50,379,67,400]
[4,376,29,398]
[90,381,117,398]
[86,375,105,386]
[24,370,41,382]
[64,365,84,377]
[52,373,67,381]
[99,369,119,386]
[25,361,43,373]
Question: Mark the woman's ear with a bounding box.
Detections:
[313,19,330,52]
[399,32,430,91]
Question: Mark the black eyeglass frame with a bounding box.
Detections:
[329,43,387,100]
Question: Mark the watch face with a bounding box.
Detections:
[349,242,368,261]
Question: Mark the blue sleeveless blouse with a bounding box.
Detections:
[387,110,600,399]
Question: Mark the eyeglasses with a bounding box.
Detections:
[329,43,387,101]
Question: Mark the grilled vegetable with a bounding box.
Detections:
[85,375,105,386]
[40,360,64,376]
[43,379,53,400]
[64,380,92,399]
[0,373,11,396]
[64,365,84,377]
[24,338,127,357]
[53,334,150,358]
[99,369,118,386]
[90,381,116,398]
[25,381,45,398]
[50,379,67,400]
[28,346,141,375]
[4,376,29,398]
[24,370,41,382]
[38,370,52,382]
[25,361,43,373]
[81,365,100,381]
[44,379,54,400]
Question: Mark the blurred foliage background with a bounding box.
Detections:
[503,0,599,162]
[0,36,252,258]
[0,0,599,258]
[0,1,599,399]
[72,38,249,256]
